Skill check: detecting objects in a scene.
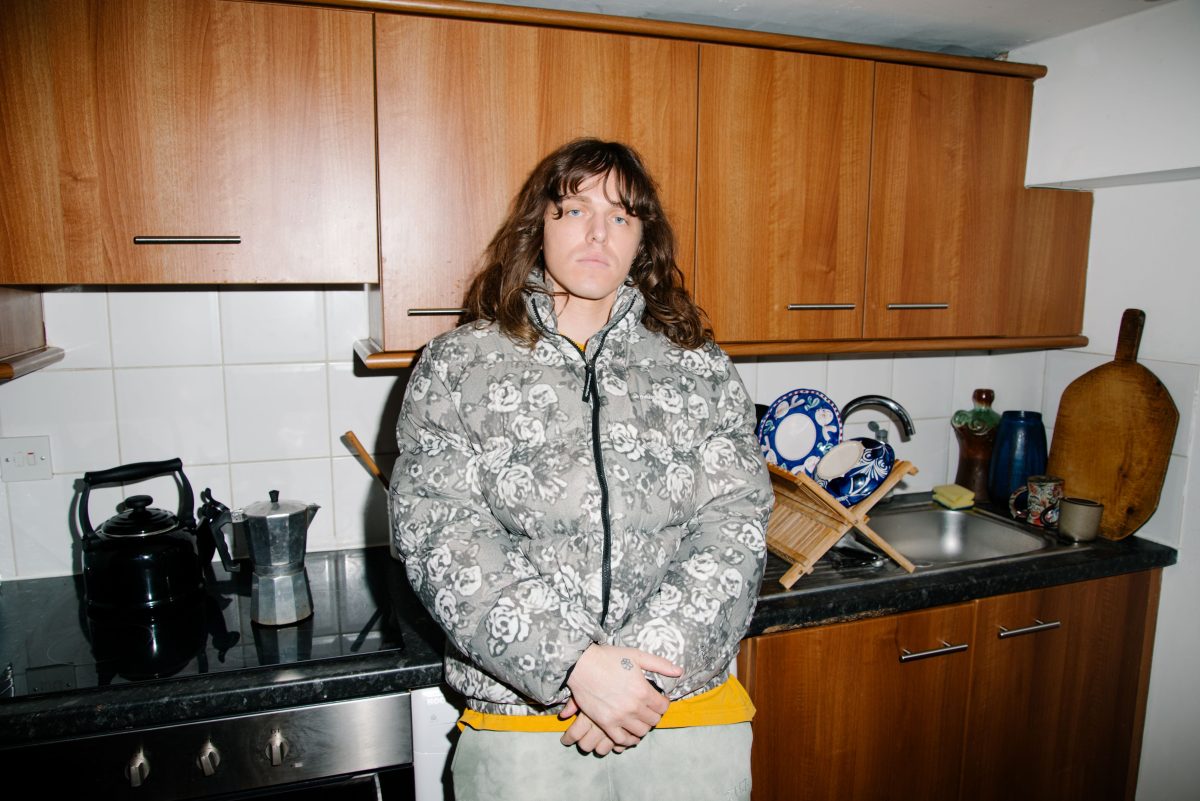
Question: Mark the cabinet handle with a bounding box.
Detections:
[786,303,856,311]
[407,308,466,317]
[886,303,950,310]
[899,640,968,662]
[997,618,1061,639]
[133,236,241,245]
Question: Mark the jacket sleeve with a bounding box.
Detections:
[389,339,605,705]
[613,351,773,699]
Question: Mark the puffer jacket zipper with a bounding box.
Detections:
[529,299,626,628]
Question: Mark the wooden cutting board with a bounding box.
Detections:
[1047,309,1178,539]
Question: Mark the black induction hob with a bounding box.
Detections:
[0,547,436,702]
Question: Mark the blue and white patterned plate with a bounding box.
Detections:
[756,389,843,477]
[815,437,896,507]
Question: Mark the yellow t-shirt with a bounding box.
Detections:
[459,675,755,732]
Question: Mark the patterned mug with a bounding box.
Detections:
[1009,475,1065,527]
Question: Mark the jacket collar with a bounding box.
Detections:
[524,271,645,347]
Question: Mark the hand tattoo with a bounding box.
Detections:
[620,657,634,671]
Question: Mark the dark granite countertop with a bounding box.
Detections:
[0,496,1177,748]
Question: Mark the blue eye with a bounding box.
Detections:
[613,215,628,225]
[565,208,583,217]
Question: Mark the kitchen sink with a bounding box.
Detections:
[860,505,1053,565]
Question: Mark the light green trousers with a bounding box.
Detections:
[451,722,752,801]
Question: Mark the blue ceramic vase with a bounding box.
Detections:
[988,411,1048,504]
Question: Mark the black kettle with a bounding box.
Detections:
[79,458,208,617]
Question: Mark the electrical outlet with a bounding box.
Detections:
[0,435,52,482]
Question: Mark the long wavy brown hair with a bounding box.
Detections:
[462,138,711,349]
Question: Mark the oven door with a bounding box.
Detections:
[0,693,414,800]
[223,766,414,800]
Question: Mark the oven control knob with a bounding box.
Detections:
[267,729,289,766]
[125,749,150,787]
[197,740,221,776]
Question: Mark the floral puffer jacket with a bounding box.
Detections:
[389,282,773,716]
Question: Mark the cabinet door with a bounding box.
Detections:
[865,64,1032,338]
[1006,188,1093,337]
[695,46,872,343]
[0,0,376,284]
[961,571,1160,801]
[374,16,698,352]
[740,603,974,801]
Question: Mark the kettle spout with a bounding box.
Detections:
[306,503,320,527]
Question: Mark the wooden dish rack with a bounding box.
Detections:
[766,461,919,589]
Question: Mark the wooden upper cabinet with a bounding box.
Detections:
[741,603,974,801]
[961,571,1157,801]
[0,0,376,284]
[374,16,698,353]
[695,46,873,343]
[1006,188,1093,337]
[865,64,1033,338]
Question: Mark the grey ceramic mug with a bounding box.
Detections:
[1058,497,1104,541]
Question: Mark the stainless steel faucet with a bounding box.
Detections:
[842,395,916,440]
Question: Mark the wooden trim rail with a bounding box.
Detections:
[288,0,1047,78]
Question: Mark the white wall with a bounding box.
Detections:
[1020,0,1200,187]
[1012,3,1200,797]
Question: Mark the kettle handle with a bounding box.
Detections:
[78,458,195,537]
[198,488,242,573]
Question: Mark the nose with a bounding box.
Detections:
[588,216,607,243]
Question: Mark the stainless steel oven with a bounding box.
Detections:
[2,692,415,800]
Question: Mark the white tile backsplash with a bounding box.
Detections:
[892,353,957,420]
[229,459,335,552]
[1140,359,1199,457]
[826,354,895,418]
[328,363,404,457]
[4,284,1198,579]
[1136,454,1188,548]
[953,350,1047,414]
[332,456,390,549]
[0,370,120,473]
[1041,349,1110,426]
[12,475,122,577]
[109,290,222,367]
[115,366,230,465]
[755,356,828,406]
[221,290,326,364]
[42,289,112,369]
[325,288,370,363]
[225,364,330,462]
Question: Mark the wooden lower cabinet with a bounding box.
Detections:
[740,603,975,801]
[962,571,1159,801]
[739,570,1161,801]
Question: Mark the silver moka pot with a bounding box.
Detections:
[233,490,319,626]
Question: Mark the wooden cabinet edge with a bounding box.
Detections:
[1125,567,1163,801]
[354,338,417,369]
[721,334,1088,357]
[0,347,65,382]
[294,0,1046,78]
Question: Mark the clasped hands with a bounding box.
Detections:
[559,643,682,757]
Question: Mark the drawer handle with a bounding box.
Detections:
[998,619,1061,639]
[133,236,241,245]
[786,303,856,311]
[407,308,466,317]
[886,303,950,310]
[899,640,968,662]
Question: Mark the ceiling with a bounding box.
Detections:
[481,0,1174,58]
